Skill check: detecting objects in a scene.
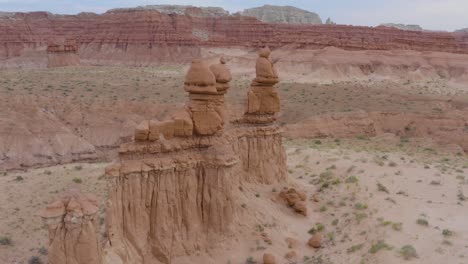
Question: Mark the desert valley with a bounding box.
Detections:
[0,4,467,264]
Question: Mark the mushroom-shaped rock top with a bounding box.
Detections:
[209,58,232,84]
[185,59,216,86]
[259,47,272,58]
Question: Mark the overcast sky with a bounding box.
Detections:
[0,0,467,31]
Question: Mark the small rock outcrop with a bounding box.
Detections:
[47,39,80,68]
[241,5,322,24]
[39,188,102,264]
[279,188,308,216]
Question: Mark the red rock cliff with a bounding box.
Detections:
[1,10,468,64]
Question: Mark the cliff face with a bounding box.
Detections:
[240,5,322,24]
[1,10,468,66]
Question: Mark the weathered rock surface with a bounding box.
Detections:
[240,5,322,24]
[236,126,287,184]
[40,188,102,264]
[105,135,241,264]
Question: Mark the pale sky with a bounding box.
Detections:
[0,0,467,31]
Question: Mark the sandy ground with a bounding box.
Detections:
[0,51,467,263]
[0,138,466,264]
[0,163,108,264]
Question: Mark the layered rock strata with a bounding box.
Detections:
[39,188,102,264]
[47,39,80,67]
[1,10,468,66]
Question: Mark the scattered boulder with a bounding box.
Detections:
[263,253,277,264]
[279,188,308,215]
[308,233,323,248]
[292,201,307,215]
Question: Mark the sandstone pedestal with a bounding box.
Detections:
[105,135,240,264]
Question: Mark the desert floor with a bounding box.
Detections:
[1,137,467,264]
[0,66,468,264]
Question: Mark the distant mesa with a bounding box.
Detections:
[240,5,322,24]
[378,23,423,31]
[107,4,229,17]
[108,4,323,25]
[456,28,468,33]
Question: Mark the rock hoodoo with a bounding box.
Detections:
[39,188,102,264]
[244,47,281,124]
[40,52,287,263]
[46,39,80,68]
[98,53,287,263]
[134,58,231,140]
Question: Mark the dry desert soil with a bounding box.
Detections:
[0,65,467,264]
